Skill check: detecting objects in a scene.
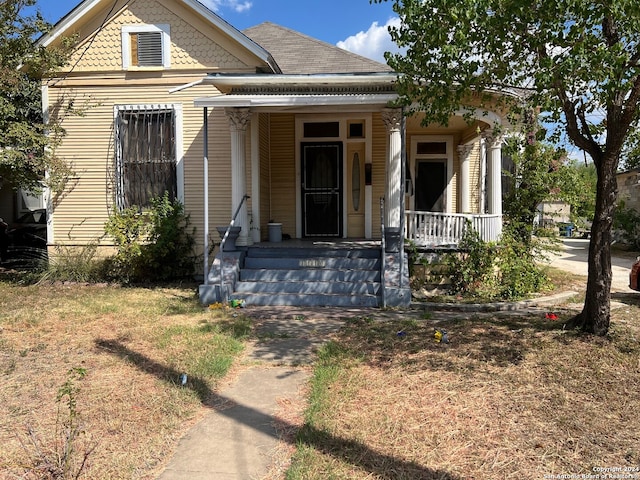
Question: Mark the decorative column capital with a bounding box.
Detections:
[481,128,504,149]
[381,108,403,132]
[457,143,474,160]
[225,108,251,131]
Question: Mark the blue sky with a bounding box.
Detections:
[34,0,401,63]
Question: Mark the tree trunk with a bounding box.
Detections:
[568,153,618,335]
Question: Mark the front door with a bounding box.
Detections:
[415,160,446,212]
[301,142,343,237]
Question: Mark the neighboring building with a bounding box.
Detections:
[617,168,640,212]
[536,201,571,229]
[38,0,513,307]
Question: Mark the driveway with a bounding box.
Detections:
[548,238,637,293]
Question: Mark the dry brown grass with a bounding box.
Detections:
[290,301,640,479]
[0,278,249,479]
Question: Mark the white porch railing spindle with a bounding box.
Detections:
[405,211,501,247]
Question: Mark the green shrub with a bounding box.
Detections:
[614,200,640,248]
[104,194,196,283]
[443,222,550,300]
[444,223,497,296]
[494,228,550,300]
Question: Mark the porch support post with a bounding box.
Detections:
[250,113,260,243]
[457,144,473,213]
[482,129,503,217]
[225,108,252,247]
[382,108,403,229]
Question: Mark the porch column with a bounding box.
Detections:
[457,144,473,213]
[225,108,252,247]
[381,108,403,229]
[482,129,504,216]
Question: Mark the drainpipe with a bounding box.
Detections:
[203,107,209,285]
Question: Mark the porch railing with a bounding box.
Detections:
[405,211,502,247]
[219,194,249,302]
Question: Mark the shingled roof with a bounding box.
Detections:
[243,22,392,75]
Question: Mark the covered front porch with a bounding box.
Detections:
[194,72,508,306]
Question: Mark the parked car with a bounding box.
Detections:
[630,257,640,291]
[7,209,47,248]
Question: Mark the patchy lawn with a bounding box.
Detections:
[0,278,251,479]
[287,298,640,479]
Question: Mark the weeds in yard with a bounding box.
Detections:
[19,367,96,480]
[0,281,250,478]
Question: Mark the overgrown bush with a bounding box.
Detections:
[104,194,196,283]
[494,227,551,299]
[613,200,640,249]
[444,225,497,296]
[443,222,550,300]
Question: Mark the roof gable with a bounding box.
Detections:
[243,22,392,75]
[39,0,279,73]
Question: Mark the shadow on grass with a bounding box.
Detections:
[94,338,462,480]
[336,312,574,373]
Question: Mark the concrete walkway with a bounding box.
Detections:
[157,308,351,480]
[157,366,308,480]
[156,298,580,480]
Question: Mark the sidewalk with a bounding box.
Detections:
[157,308,350,480]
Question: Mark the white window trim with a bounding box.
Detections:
[121,24,171,70]
[113,104,184,207]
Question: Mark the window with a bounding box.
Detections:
[303,122,340,138]
[115,106,178,210]
[122,25,170,69]
[348,120,365,138]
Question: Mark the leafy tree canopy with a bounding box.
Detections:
[374,0,640,334]
[0,0,71,192]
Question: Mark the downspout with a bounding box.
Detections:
[480,135,487,213]
[400,108,406,289]
[203,107,210,285]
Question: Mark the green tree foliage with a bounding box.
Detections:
[0,0,72,192]
[374,0,640,335]
[503,138,565,247]
[503,138,597,241]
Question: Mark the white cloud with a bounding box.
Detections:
[197,0,253,13]
[336,17,401,63]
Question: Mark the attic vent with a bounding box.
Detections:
[132,32,163,67]
[122,24,170,69]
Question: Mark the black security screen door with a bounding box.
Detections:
[301,142,343,237]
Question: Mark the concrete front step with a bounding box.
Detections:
[234,280,381,295]
[243,256,380,270]
[230,292,380,307]
[240,268,381,282]
[247,246,380,259]
[232,244,384,307]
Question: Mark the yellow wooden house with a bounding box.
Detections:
[39,0,510,307]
